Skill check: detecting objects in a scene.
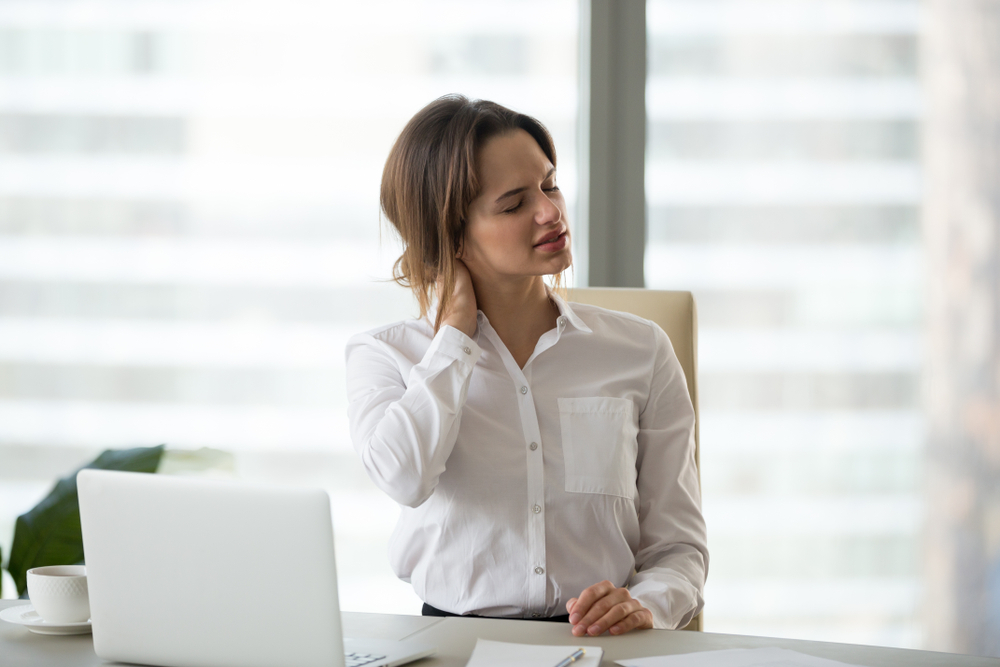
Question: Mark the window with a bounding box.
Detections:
[646,0,922,647]
[4,2,997,657]
[0,0,578,613]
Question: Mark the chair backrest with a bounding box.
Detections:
[566,288,703,632]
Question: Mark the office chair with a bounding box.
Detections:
[567,288,703,632]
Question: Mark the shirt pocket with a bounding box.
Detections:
[558,397,639,499]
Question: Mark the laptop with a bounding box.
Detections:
[78,469,435,667]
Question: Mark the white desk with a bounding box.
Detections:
[2,600,997,667]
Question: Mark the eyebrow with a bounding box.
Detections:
[494,168,557,205]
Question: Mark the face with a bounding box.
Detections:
[459,129,572,285]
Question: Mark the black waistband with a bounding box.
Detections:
[421,603,571,623]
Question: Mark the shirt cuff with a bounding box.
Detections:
[426,324,483,368]
[629,572,703,630]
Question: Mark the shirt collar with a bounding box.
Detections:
[467,290,593,336]
[549,291,593,334]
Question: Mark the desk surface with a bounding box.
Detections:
[2,600,997,667]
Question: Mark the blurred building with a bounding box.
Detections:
[644,0,923,647]
[923,0,1000,655]
[0,0,578,613]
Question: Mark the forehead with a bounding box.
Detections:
[475,129,553,190]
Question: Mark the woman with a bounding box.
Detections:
[346,95,707,636]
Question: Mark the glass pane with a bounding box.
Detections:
[646,0,922,648]
[0,0,578,611]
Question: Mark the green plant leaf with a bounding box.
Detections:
[7,445,165,597]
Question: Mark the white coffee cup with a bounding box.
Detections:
[27,565,90,624]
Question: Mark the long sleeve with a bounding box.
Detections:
[345,300,708,621]
[628,323,709,629]
[345,324,482,508]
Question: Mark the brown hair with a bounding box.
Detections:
[380,94,560,331]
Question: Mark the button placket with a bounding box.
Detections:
[516,378,547,608]
[477,317,547,612]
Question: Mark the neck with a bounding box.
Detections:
[469,274,558,365]
[473,274,553,327]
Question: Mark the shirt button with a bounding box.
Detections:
[534,566,544,575]
[558,317,566,327]
[463,346,471,354]
[520,386,528,395]
[532,504,541,514]
[531,612,542,618]
[529,442,538,451]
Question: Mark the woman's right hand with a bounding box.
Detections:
[441,259,478,338]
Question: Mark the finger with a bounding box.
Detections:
[609,608,654,636]
[585,602,632,636]
[565,598,578,615]
[571,590,632,637]
[575,587,632,630]
[584,599,640,636]
[568,581,615,624]
[608,606,653,635]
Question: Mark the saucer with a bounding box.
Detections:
[0,604,92,635]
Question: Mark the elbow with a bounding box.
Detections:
[359,445,437,508]
[388,478,436,508]
[674,590,705,630]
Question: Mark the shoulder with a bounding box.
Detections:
[353,316,433,341]
[345,317,435,361]
[565,301,665,344]
[569,301,657,332]
[563,300,676,361]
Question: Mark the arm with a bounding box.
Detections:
[345,324,481,508]
[345,260,480,509]
[567,323,708,635]
[628,323,709,629]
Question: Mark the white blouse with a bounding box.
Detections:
[344,294,708,629]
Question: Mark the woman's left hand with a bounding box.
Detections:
[565,580,654,636]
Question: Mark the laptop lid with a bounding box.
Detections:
[78,469,344,667]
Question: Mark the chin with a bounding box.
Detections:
[542,254,573,277]
[556,249,573,272]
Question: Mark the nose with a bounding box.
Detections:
[535,190,561,225]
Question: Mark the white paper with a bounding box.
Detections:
[615,647,865,667]
[465,638,604,667]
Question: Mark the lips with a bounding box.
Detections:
[534,230,566,247]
